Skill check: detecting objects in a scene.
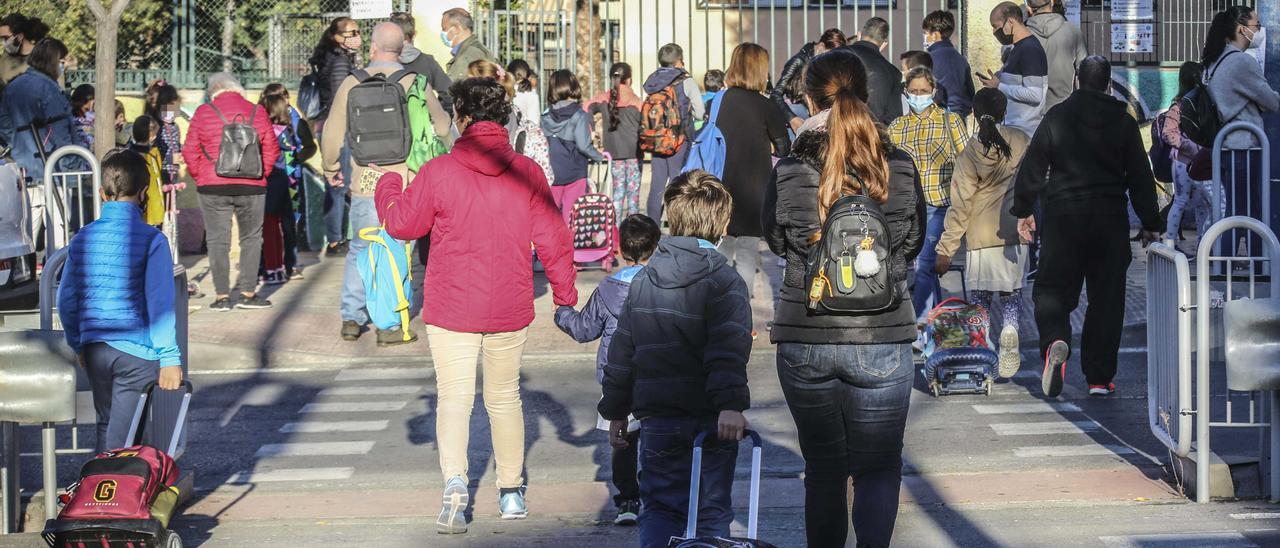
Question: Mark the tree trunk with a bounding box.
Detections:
[574,0,599,97]
[222,0,236,72]
[87,0,130,161]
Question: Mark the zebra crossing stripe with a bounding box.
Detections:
[228,467,355,484]
[1099,532,1258,547]
[1013,444,1135,458]
[279,420,389,433]
[335,368,432,382]
[320,386,423,397]
[255,441,375,457]
[972,402,1082,415]
[989,421,1100,436]
[300,401,407,413]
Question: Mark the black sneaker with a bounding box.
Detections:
[1041,340,1070,398]
[325,241,349,257]
[235,294,273,310]
[341,320,362,341]
[376,327,419,347]
[614,500,639,526]
[209,297,233,312]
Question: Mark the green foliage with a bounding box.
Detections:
[0,0,169,67]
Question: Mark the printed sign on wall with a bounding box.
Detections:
[1111,23,1154,54]
[1111,0,1154,21]
[350,0,393,20]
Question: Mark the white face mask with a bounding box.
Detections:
[2,35,19,56]
[1243,26,1267,71]
[162,110,176,124]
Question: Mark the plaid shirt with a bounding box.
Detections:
[888,106,969,207]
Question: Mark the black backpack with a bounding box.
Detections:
[1179,50,1239,148]
[200,103,263,180]
[297,68,322,120]
[346,69,413,166]
[803,191,902,314]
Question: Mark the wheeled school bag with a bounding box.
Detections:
[570,161,618,271]
[44,381,193,548]
[923,297,997,397]
[803,191,901,314]
[357,226,415,341]
[346,69,414,166]
[199,103,263,180]
[667,430,777,548]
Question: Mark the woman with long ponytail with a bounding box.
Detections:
[763,47,924,548]
[1200,5,1277,229]
[587,62,645,217]
[934,88,1031,380]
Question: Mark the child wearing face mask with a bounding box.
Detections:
[887,66,969,340]
[57,150,184,453]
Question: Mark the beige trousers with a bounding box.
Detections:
[426,325,529,489]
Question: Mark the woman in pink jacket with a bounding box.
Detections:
[372,77,578,534]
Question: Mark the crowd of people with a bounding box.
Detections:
[1,2,1278,547]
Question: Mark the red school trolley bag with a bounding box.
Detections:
[43,381,193,548]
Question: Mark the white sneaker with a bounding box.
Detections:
[998,325,1021,379]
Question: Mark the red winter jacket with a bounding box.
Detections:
[375,121,578,333]
[182,91,279,192]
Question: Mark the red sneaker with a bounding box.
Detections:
[1088,383,1117,396]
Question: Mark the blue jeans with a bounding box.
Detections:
[324,146,352,243]
[912,205,948,321]
[84,342,160,453]
[776,342,913,548]
[638,416,738,548]
[646,143,689,224]
[340,196,384,324]
[1166,161,1217,240]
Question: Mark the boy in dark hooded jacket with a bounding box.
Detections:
[599,170,752,548]
[555,213,661,526]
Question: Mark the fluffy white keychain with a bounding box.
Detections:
[854,236,880,277]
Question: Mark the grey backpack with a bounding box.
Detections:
[346,69,413,166]
[200,103,263,179]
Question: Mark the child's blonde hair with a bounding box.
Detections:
[468,59,515,101]
[663,169,732,241]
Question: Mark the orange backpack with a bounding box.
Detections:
[639,83,686,156]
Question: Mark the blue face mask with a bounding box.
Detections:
[440,29,453,48]
[906,93,934,113]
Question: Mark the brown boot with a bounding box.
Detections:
[376,327,419,347]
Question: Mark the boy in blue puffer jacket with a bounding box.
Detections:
[58,150,184,453]
[598,170,752,547]
[554,213,660,526]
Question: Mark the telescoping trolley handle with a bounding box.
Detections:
[685,429,764,540]
[125,381,194,457]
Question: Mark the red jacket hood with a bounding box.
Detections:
[451,121,516,177]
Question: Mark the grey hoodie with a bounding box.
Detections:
[399,42,453,116]
[1027,12,1088,110]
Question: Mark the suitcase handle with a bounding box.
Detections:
[685,429,763,541]
[125,380,194,457]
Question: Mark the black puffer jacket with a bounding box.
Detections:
[314,47,355,120]
[770,43,814,120]
[763,128,925,345]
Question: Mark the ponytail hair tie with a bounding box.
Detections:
[979,114,996,123]
[495,67,507,80]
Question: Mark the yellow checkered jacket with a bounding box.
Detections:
[888,106,969,207]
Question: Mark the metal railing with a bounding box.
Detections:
[1146,242,1193,459]
[1193,216,1279,503]
[41,147,101,257]
[1208,121,1271,277]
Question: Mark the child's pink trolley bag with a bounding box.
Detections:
[571,160,619,271]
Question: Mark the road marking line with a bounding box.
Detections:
[279,420,389,434]
[1013,444,1136,458]
[972,402,1082,415]
[320,386,423,397]
[1118,347,1148,354]
[228,467,354,484]
[1231,513,1280,520]
[1099,532,1257,548]
[989,420,1100,436]
[334,368,432,382]
[300,401,407,413]
[255,441,375,457]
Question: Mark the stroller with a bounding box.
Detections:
[43,381,193,548]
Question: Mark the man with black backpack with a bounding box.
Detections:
[183,72,280,312]
[641,43,706,223]
[320,21,451,346]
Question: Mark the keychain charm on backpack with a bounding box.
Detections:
[853,215,881,277]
